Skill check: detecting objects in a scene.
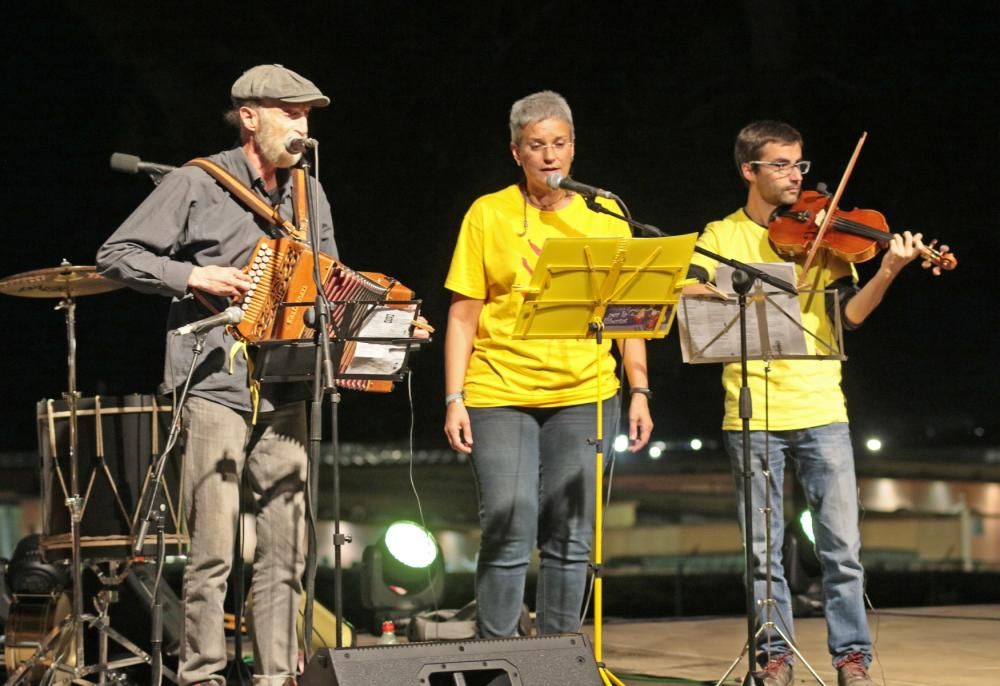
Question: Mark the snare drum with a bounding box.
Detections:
[37,394,187,561]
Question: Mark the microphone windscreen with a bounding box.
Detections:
[110,152,141,174]
[546,173,563,191]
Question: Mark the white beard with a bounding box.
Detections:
[256,112,302,169]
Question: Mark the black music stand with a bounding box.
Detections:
[678,265,846,686]
[249,300,422,386]
[252,293,424,659]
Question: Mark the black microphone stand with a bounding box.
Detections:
[133,332,209,556]
[299,149,351,657]
[150,509,166,686]
[126,330,210,686]
[581,196,797,296]
[578,195,794,685]
[731,268,761,686]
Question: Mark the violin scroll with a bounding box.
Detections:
[919,238,957,275]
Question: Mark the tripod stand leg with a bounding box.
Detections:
[714,641,751,686]
[3,615,72,686]
[598,665,627,686]
[756,621,827,686]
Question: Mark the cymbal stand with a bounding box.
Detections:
[4,291,87,685]
[5,290,178,685]
[61,291,86,680]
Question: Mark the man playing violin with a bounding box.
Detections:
[688,120,929,686]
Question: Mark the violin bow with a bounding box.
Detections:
[798,131,867,286]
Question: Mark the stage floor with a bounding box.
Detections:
[576,604,999,685]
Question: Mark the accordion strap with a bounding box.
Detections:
[184,157,306,240]
[291,167,309,239]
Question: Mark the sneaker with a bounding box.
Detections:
[836,651,875,686]
[759,653,793,686]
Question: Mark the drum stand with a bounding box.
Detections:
[4,293,177,686]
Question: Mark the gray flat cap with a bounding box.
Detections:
[231,64,330,107]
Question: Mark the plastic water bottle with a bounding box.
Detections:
[378,619,398,645]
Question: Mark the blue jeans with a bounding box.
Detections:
[724,423,872,668]
[468,397,618,637]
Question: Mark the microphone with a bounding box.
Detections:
[285,136,318,154]
[172,306,243,337]
[110,152,177,176]
[546,173,618,199]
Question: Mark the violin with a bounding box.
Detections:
[768,189,957,273]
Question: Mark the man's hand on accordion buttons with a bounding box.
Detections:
[188,265,253,298]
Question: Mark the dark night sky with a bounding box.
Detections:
[1,1,997,452]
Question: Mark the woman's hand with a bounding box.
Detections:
[627,393,653,452]
[444,401,474,454]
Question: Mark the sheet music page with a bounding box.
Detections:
[343,304,416,376]
[679,262,807,363]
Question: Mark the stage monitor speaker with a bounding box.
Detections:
[299,633,601,686]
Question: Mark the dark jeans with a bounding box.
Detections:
[467,396,618,637]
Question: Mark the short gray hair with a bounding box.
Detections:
[509,90,574,145]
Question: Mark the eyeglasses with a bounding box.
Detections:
[748,159,811,176]
[523,138,573,153]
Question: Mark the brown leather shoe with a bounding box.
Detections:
[759,653,793,686]
[836,651,875,686]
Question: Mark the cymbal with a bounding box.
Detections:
[0,263,123,298]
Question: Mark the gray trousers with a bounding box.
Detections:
[178,396,307,686]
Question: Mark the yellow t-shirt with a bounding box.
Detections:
[689,209,856,431]
[445,185,630,407]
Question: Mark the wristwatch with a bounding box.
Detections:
[629,386,653,401]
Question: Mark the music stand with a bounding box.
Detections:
[249,299,422,386]
[677,264,847,686]
[678,263,846,365]
[250,294,424,660]
[513,234,697,686]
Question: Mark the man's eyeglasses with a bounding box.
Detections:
[749,160,811,176]
[524,139,573,153]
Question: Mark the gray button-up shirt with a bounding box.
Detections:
[97,147,338,412]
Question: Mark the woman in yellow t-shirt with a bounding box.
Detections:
[443,91,653,638]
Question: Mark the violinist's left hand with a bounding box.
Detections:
[881,230,925,276]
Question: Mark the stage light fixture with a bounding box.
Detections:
[784,505,822,616]
[865,437,883,452]
[689,438,703,451]
[361,521,445,624]
[612,434,629,452]
[7,534,67,595]
[799,509,816,545]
